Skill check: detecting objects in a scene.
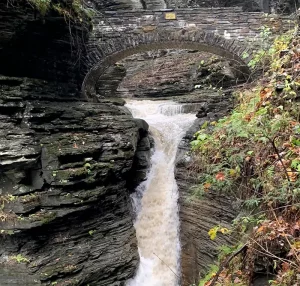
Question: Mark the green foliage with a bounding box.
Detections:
[199,264,219,286]
[41,212,57,224]
[291,159,300,171]
[28,0,50,15]
[190,77,299,206]
[247,26,272,69]
[7,194,16,201]
[217,243,246,263]
[84,163,91,169]
[0,229,15,235]
[53,0,96,22]
[208,225,230,240]
[11,254,30,263]
[88,229,96,236]
[248,27,295,69]
[26,0,95,22]
[191,28,300,286]
[243,197,261,209]
[233,214,266,234]
[242,51,250,59]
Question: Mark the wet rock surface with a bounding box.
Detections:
[110,51,241,98]
[176,0,262,11]
[0,0,90,91]
[0,1,295,285]
[167,0,298,13]
[127,118,153,189]
[0,75,149,286]
[175,89,238,286]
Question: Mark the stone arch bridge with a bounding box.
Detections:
[81,7,294,99]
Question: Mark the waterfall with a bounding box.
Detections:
[125,100,196,286]
[158,102,206,116]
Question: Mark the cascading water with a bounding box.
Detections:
[125,100,196,286]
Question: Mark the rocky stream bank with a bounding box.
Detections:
[0,74,154,286]
[1,0,297,285]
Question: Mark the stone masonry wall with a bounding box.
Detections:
[92,7,294,44]
[81,7,294,97]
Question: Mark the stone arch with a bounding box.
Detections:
[82,30,253,100]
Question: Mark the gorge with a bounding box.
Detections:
[126,100,196,286]
[0,0,299,286]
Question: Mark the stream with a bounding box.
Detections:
[125,100,196,286]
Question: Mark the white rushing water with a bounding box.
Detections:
[125,100,196,286]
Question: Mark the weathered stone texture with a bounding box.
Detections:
[0,0,89,91]
[270,0,299,14]
[0,2,297,286]
[83,29,255,98]
[90,0,299,13]
[168,0,262,11]
[89,0,144,11]
[92,7,292,42]
[175,90,238,286]
[115,51,240,98]
[0,75,148,286]
[82,7,293,98]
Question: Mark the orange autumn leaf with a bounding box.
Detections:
[282,261,290,271]
[215,172,225,181]
[287,168,297,182]
[244,113,253,122]
[73,143,78,149]
[257,225,265,233]
[289,121,298,127]
[260,87,273,100]
[203,182,212,191]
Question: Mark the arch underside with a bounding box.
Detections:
[82,32,253,99]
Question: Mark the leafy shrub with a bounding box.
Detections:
[191,29,300,285]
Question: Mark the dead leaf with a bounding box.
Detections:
[215,172,225,181]
[282,261,290,271]
[203,182,212,191]
[287,168,297,182]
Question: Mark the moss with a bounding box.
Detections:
[41,212,57,224]
[0,210,18,222]
[28,0,51,16]
[53,167,87,182]
[10,254,30,263]
[21,193,39,204]
[0,229,15,235]
[76,188,106,200]
[92,162,115,170]
[88,229,96,236]
[26,0,96,23]
[84,162,91,169]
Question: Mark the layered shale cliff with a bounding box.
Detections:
[0,0,297,285]
[0,1,152,285]
[0,77,141,286]
[174,89,238,286]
